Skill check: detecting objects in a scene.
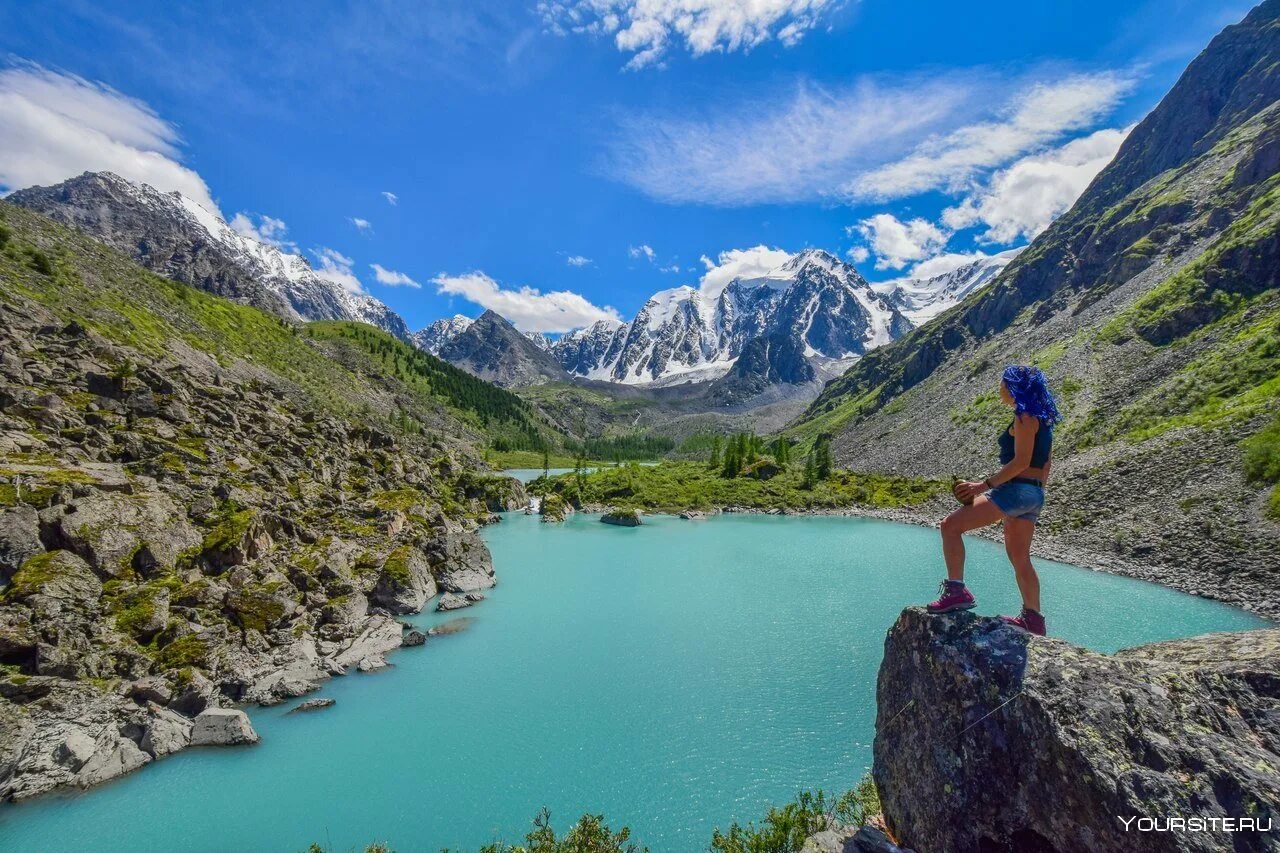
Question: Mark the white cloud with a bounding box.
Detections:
[370,263,421,288]
[942,126,1129,244]
[660,264,681,273]
[565,254,593,267]
[629,243,657,262]
[846,72,1132,201]
[350,217,373,233]
[431,271,622,333]
[855,214,949,271]
[903,250,999,280]
[610,69,1132,208]
[229,212,296,252]
[609,75,973,206]
[0,64,218,213]
[698,245,794,301]
[381,191,398,206]
[312,247,365,296]
[538,0,841,70]
[846,246,870,264]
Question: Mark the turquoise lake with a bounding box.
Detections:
[0,511,1270,852]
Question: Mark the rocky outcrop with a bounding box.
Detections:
[601,508,642,527]
[0,207,500,801]
[873,608,1280,853]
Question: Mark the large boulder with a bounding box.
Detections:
[0,506,42,582]
[368,546,437,614]
[427,529,495,593]
[873,608,1280,853]
[4,551,102,609]
[45,490,201,578]
[190,708,259,746]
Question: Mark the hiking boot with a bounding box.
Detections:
[1001,608,1047,636]
[926,580,975,614]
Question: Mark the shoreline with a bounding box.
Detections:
[563,499,1279,622]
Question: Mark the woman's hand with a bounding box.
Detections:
[954,480,988,503]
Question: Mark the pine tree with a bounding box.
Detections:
[709,436,723,469]
[722,443,740,478]
[542,447,550,476]
[815,434,833,480]
[803,452,819,489]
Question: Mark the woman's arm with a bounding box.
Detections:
[955,414,1037,501]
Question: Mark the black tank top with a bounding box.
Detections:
[998,419,1053,467]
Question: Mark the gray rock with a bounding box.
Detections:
[429,529,496,592]
[368,546,437,614]
[435,591,485,611]
[5,550,102,608]
[54,729,97,771]
[127,676,173,706]
[140,706,193,757]
[75,735,151,788]
[332,617,403,670]
[190,708,259,746]
[0,506,42,581]
[45,491,201,579]
[874,608,1280,853]
[287,698,335,714]
[401,628,426,647]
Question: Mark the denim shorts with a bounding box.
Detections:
[988,480,1045,524]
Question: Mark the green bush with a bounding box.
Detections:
[710,790,830,853]
[1243,415,1280,519]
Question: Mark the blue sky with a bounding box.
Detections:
[0,0,1259,333]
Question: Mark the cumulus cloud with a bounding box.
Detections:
[854,214,949,270]
[698,245,794,301]
[0,64,218,213]
[942,126,1129,244]
[629,243,657,262]
[565,254,593,267]
[381,191,398,206]
[846,72,1132,201]
[846,246,870,264]
[538,0,841,70]
[431,271,622,333]
[311,248,365,296]
[903,250,1002,280]
[370,263,421,288]
[349,216,373,233]
[229,212,296,252]
[660,264,681,273]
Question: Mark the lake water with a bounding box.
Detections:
[0,512,1269,852]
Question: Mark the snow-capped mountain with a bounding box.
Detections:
[412,314,474,353]
[8,171,411,340]
[876,249,1022,326]
[550,249,911,386]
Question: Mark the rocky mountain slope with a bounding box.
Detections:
[8,171,411,340]
[0,201,527,800]
[875,608,1279,852]
[790,0,1280,614]
[422,309,573,387]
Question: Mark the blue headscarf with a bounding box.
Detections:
[1002,365,1061,426]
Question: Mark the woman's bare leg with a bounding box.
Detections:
[1003,517,1041,612]
[940,495,1005,581]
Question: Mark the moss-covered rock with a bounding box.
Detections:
[3,551,101,606]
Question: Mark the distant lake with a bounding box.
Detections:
[1,512,1269,852]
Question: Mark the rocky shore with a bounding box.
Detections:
[0,294,522,801]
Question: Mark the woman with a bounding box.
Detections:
[925,365,1060,636]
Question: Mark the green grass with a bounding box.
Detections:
[1243,414,1280,519]
[529,461,944,513]
[304,321,555,451]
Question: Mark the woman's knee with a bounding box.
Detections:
[941,514,964,537]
